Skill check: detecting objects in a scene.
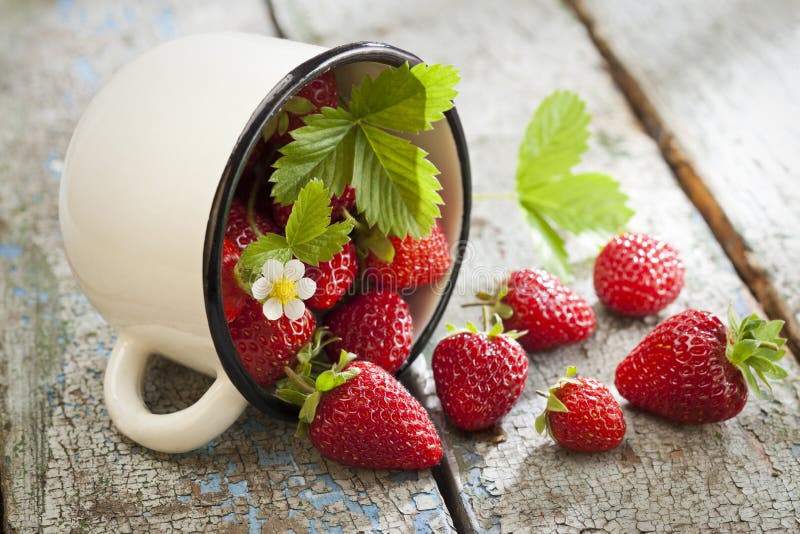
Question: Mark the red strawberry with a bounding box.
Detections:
[225,198,278,251]
[594,232,685,316]
[304,241,358,311]
[265,71,339,146]
[228,299,315,387]
[221,238,247,323]
[324,290,413,374]
[432,323,528,431]
[271,184,356,229]
[363,222,451,291]
[615,309,787,424]
[279,354,442,470]
[486,268,596,352]
[536,367,626,452]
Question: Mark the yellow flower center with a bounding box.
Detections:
[271,277,297,305]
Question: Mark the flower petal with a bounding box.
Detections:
[283,298,305,321]
[262,297,283,320]
[262,259,284,282]
[283,259,305,281]
[251,277,272,301]
[295,277,317,300]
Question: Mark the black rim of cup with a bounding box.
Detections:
[203,41,472,420]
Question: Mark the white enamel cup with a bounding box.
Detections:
[59,33,471,453]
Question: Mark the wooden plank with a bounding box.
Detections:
[273,0,800,531]
[0,1,453,531]
[571,0,800,357]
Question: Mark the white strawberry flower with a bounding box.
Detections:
[251,258,316,321]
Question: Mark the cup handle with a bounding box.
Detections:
[104,336,248,453]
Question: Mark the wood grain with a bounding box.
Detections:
[274,0,800,531]
[0,1,452,531]
[571,0,800,358]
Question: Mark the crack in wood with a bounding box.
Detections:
[567,0,800,359]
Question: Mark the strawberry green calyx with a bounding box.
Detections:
[444,314,525,341]
[726,305,787,398]
[463,284,514,321]
[534,366,579,437]
[294,328,340,375]
[276,350,361,436]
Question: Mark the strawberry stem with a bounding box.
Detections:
[482,305,491,331]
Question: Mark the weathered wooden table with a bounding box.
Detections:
[2,0,798,532]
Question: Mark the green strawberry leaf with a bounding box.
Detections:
[270,107,356,203]
[350,62,459,133]
[352,124,442,239]
[270,63,459,239]
[285,179,354,266]
[517,90,590,186]
[515,91,634,278]
[519,173,633,235]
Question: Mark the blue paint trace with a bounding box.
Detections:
[199,473,221,494]
[57,0,75,22]
[73,58,99,91]
[414,509,445,534]
[225,460,236,475]
[228,479,248,498]
[154,8,176,39]
[247,505,267,534]
[45,150,64,180]
[0,243,22,260]
[792,443,800,457]
[296,474,380,530]
[389,470,419,483]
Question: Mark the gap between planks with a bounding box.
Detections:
[568,0,800,360]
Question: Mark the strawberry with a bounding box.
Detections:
[594,232,685,316]
[324,290,413,374]
[363,222,451,291]
[225,197,278,251]
[304,241,358,311]
[271,184,356,229]
[432,321,528,431]
[264,71,339,146]
[475,268,596,352]
[221,238,247,323]
[615,308,787,424]
[535,367,626,452]
[228,299,315,387]
[279,353,442,470]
